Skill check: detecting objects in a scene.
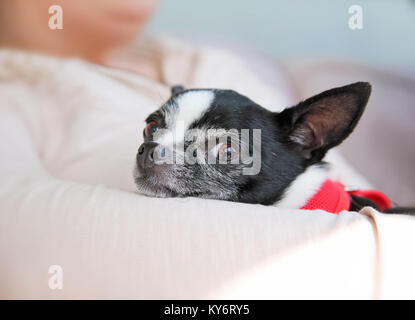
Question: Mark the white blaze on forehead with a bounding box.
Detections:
[174,90,215,129]
[154,90,214,147]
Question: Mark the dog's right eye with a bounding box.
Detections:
[217,143,238,163]
[144,121,160,137]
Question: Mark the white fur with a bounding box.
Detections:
[154,90,214,148]
[275,165,329,209]
[175,90,214,130]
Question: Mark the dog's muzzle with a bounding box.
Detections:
[136,142,169,170]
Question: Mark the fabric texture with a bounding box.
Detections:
[0,37,412,299]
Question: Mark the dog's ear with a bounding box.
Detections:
[171,85,185,96]
[277,82,371,163]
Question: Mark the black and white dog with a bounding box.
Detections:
[134,82,405,213]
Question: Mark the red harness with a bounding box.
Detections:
[301,179,391,214]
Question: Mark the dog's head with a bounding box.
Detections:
[134,82,371,205]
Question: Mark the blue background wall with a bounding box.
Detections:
[147,0,415,72]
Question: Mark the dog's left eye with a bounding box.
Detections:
[144,121,160,137]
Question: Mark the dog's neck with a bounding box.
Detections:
[274,164,330,209]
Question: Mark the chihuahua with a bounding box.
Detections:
[134,82,406,213]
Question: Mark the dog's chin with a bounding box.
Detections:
[134,167,177,198]
[133,166,239,201]
[134,176,177,198]
[134,173,235,201]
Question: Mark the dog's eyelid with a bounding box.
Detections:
[144,121,161,138]
[145,117,158,124]
[210,141,231,157]
[145,109,166,125]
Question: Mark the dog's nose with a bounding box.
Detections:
[137,142,157,168]
[137,142,166,168]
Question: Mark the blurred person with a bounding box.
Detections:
[0,0,160,77]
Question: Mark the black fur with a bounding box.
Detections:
[171,85,185,96]
[188,89,305,205]
[185,83,371,205]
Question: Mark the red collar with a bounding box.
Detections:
[301,179,391,214]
